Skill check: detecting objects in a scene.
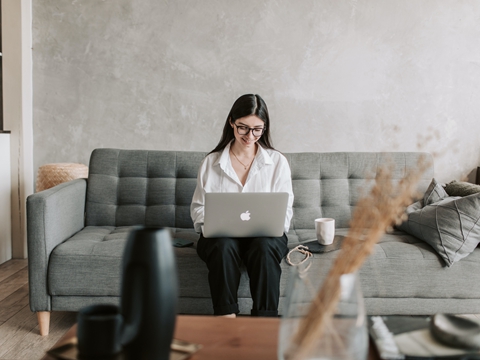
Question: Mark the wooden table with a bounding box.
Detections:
[43,315,379,360]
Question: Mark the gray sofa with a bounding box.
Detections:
[27,148,480,335]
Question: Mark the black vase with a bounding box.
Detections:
[120,227,178,360]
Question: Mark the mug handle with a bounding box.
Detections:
[121,264,146,345]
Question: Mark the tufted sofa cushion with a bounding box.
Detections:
[86,149,432,233]
[285,152,432,230]
[86,149,206,228]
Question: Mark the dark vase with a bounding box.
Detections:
[120,227,178,360]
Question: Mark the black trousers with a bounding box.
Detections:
[196,233,289,317]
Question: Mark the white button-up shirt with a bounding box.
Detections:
[190,141,294,234]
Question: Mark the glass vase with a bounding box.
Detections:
[278,266,368,360]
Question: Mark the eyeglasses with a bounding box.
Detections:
[233,123,266,137]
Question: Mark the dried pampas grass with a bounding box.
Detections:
[286,157,429,360]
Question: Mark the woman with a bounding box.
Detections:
[190,94,294,317]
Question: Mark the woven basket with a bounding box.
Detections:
[36,163,89,192]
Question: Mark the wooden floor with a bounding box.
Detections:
[0,259,77,360]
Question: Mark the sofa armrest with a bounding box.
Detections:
[27,178,87,312]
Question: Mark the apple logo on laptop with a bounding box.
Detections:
[240,211,251,221]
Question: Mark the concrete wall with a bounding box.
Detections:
[33,0,480,184]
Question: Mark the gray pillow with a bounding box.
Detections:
[399,178,448,233]
[423,178,449,205]
[444,180,480,197]
[398,179,480,267]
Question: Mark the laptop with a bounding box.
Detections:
[203,192,289,238]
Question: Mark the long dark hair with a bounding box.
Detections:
[209,94,275,154]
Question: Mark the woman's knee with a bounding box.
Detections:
[201,237,241,261]
[250,236,287,254]
[249,237,272,252]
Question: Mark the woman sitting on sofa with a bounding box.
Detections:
[190,94,294,317]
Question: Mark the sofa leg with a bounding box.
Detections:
[37,311,50,336]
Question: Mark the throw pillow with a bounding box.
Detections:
[398,178,448,233]
[398,179,480,267]
[423,178,449,205]
[444,180,480,197]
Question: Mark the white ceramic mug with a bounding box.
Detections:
[315,218,335,245]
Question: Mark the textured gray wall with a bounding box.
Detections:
[33,0,480,183]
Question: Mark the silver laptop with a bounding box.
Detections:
[203,192,289,238]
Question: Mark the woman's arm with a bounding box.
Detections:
[275,155,294,233]
[190,159,208,233]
